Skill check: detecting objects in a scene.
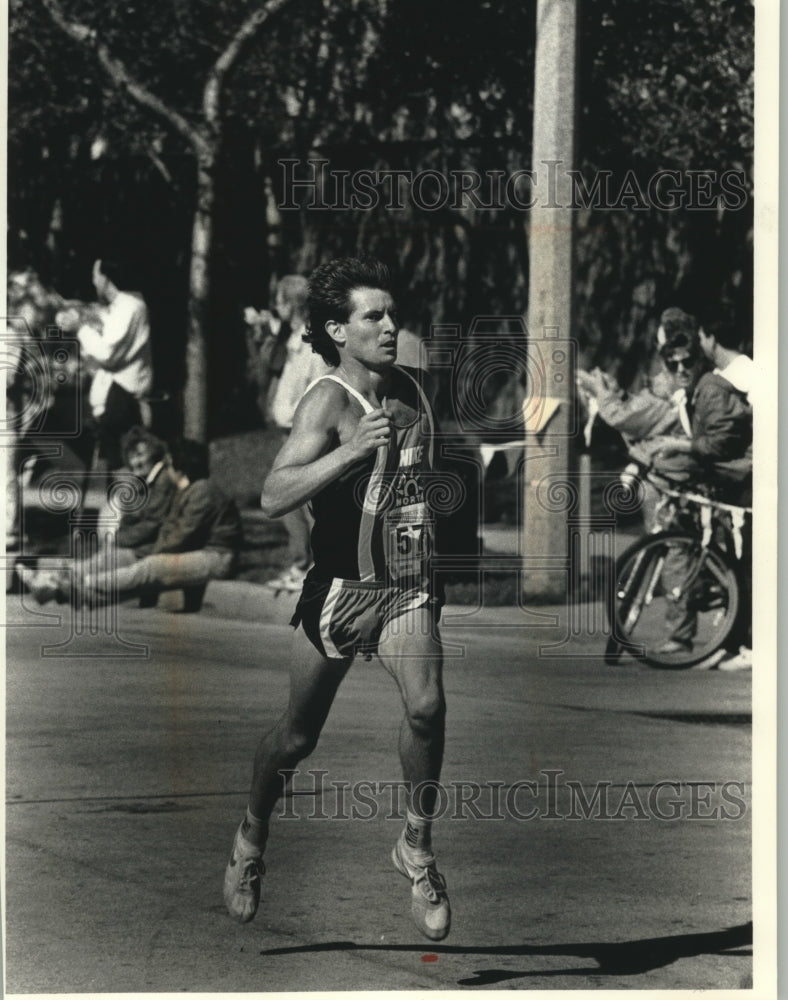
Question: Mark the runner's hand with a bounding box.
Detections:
[349,408,392,458]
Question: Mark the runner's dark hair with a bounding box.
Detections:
[305,256,394,365]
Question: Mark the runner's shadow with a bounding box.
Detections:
[260,921,752,985]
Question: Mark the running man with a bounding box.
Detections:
[223,256,450,940]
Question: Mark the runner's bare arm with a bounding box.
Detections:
[260,381,391,517]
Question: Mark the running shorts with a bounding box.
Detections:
[290,573,440,660]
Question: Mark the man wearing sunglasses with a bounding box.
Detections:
[652,309,751,489]
[651,309,752,657]
[223,255,450,942]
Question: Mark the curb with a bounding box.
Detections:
[195,578,570,629]
[197,579,294,624]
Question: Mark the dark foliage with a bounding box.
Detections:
[8,0,753,433]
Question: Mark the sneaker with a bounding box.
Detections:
[694,648,728,670]
[717,646,752,672]
[656,638,693,655]
[264,566,307,594]
[16,564,68,605]
[392,835,451,941]
[223,823,265,923]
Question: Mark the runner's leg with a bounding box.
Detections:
[376,602,451,940]
[376,603,445,815]
[247,628,353,825]
[224,629,352,922]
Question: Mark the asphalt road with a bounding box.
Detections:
[4,594,753,992]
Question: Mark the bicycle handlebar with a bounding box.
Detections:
[645,472,752,516]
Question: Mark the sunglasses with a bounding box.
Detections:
[664,355,698,373]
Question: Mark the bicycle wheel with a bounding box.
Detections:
[608,530,740,668]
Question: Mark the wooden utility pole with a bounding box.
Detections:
[523,0,579,601]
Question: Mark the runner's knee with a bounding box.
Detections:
[281,724,320,761]
[404,689,445,735]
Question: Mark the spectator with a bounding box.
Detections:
[114,426,177,556]
[698,319,754,402]
[576,333,688,532]
[4,272,41,550]
[7,270,106,563]
[56,258,153,470]
[243,306,286,423]
[243,281,292,423]
[577,365,685,468]
[15,426,176,604]
[697,318,754,670]
[652,310,752,498]
[651,309,752,662]
[263,276,328,593]
[82,439,243,604]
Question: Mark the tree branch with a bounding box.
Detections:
[146,147,174,186]
[40,0,211,159]
[203,0,297,128]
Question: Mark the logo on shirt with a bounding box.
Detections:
[399,445,423,467]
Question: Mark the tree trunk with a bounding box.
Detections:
[183,152,215,442]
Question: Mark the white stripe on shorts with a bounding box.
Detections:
[318,578,345,659]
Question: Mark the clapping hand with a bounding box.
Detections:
[55,307,82,333]
[577,367,615,399]
[243,307,279,343]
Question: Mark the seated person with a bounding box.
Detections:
[16,426,176,603]
[82,439,243,604]
[115,426,177,557]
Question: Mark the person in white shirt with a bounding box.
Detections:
[697,320,754,402]
[57,258,153,469]
[256,275,328,592]
[698,319,753,670]
[269,283,327,431]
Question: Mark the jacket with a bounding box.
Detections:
[152,478,243,555]
[116,463,177,556]
[690,372,752,464]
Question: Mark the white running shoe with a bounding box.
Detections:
[694,648,728,670]
[223,822,265,923]
[392,835,451,941]
[717,646,752,672]
[16,564,68,604]
[264,566,307,594]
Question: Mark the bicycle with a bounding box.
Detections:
[605,474,751,669]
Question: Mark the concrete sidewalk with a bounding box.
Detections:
[195,577,599,632]
[182,509,643,625]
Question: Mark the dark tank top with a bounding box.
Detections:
[309,366,435,588]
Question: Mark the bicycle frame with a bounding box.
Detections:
[606,474,750,668]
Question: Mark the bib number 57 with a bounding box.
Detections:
[394,522,432,558]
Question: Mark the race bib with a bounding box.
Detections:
[384,502,433,588]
